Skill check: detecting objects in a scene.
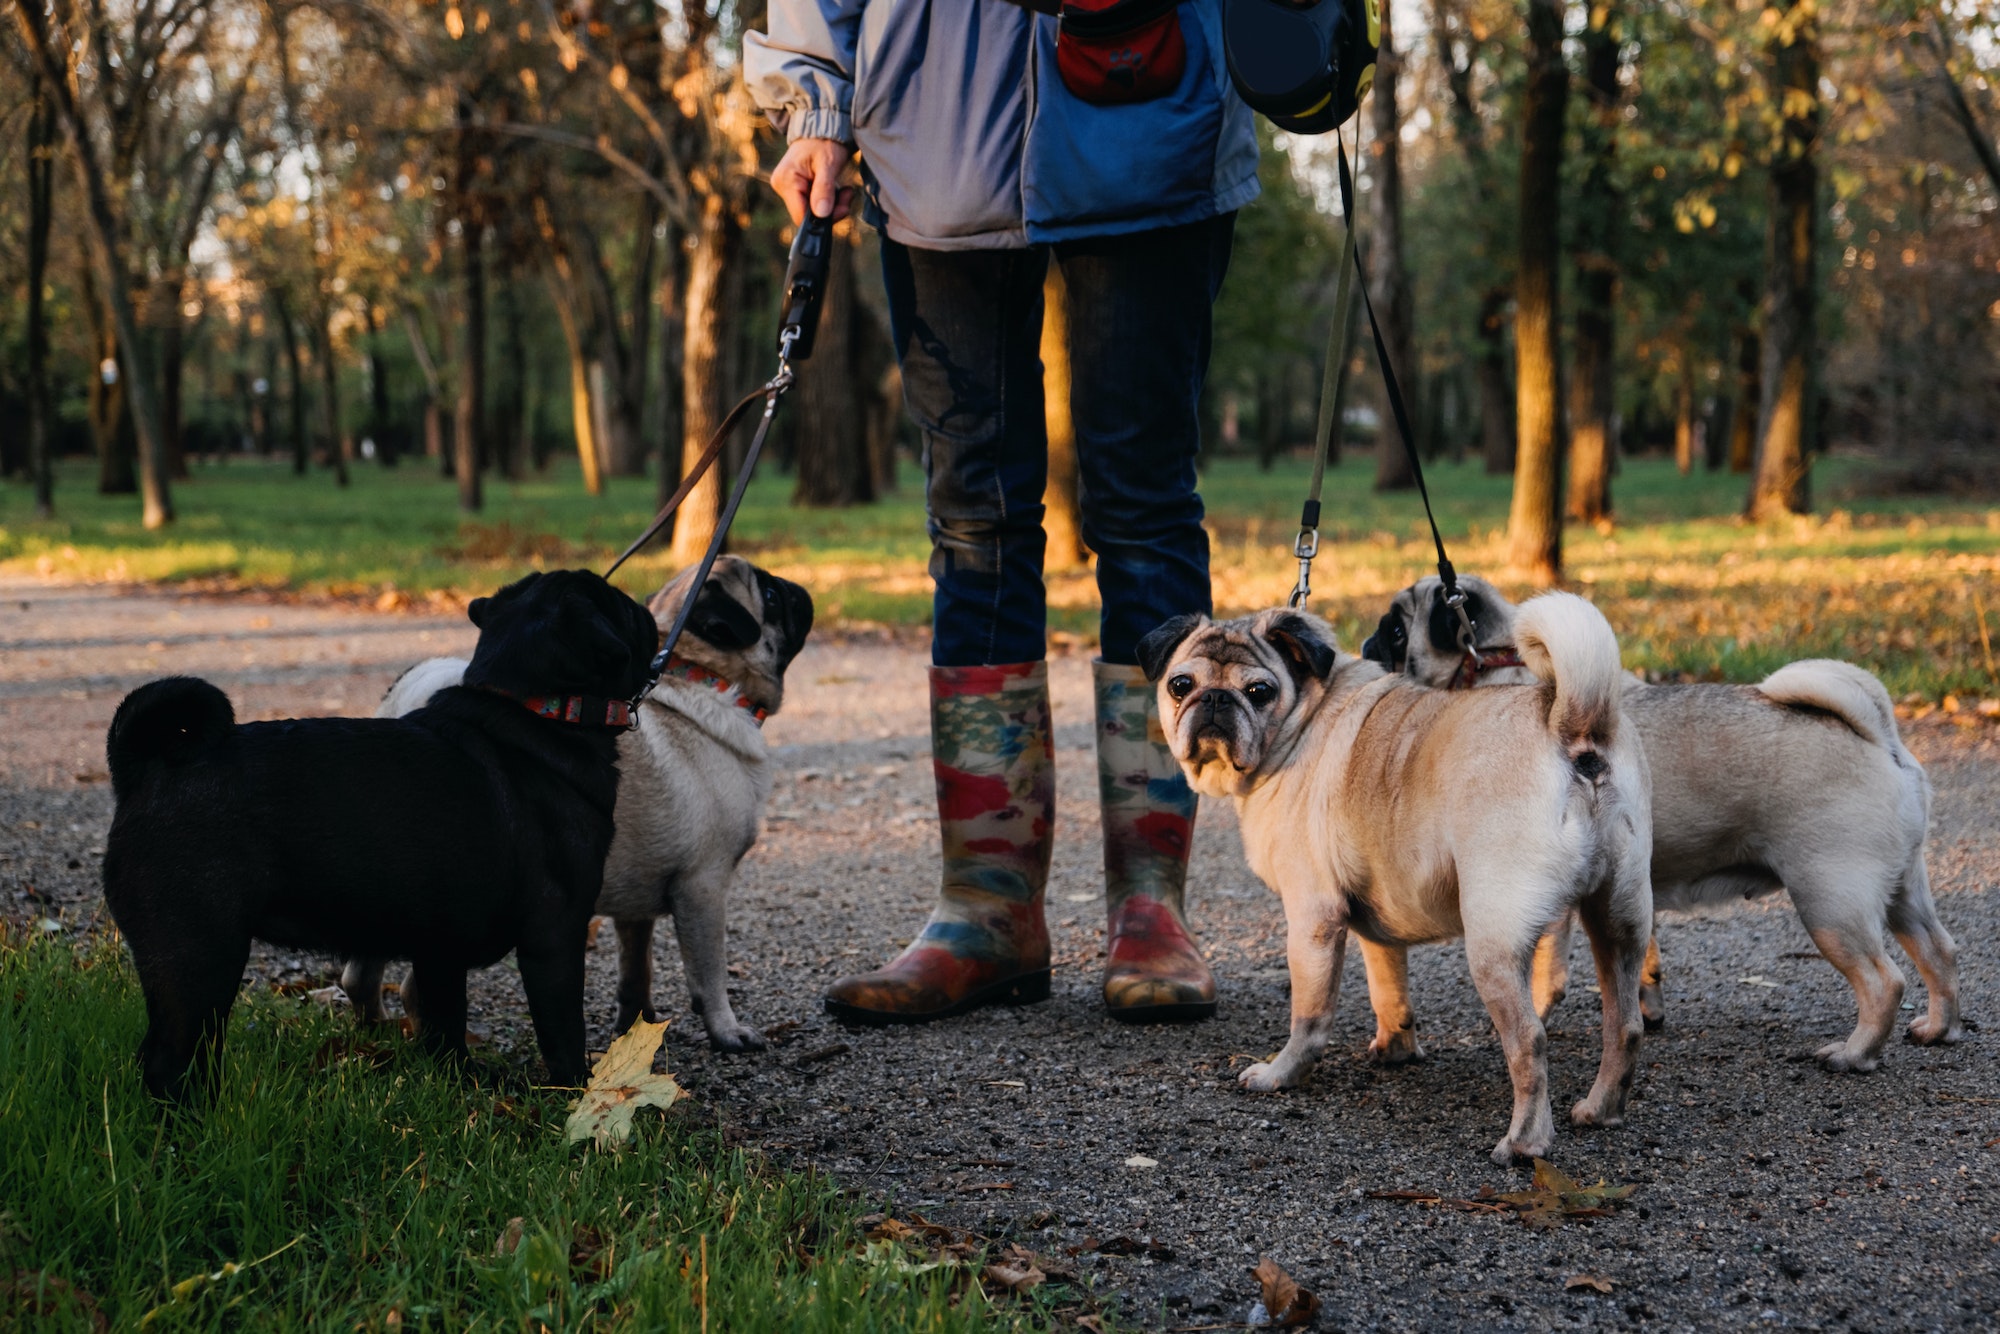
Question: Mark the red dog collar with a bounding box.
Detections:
[657,655,769,725]
[1449,647,1526,690]
[482,687,635,730]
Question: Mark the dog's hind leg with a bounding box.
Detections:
[403,960,470,1068]
[1357,938,1425,1064]
[1640,927,1666,1031]
[612,918,657,1033]
[132,932,250,1104]
[1531,913,1574,1021]
[1462,879,1555,1165]
[340,957,393,1025]
[1789,867,1904,1072]
[1241,887,1348,1093]
[517,929,590,1088]
[1570,879,1648,1132]
[1887,851,1962,1046]
[671,874,764,1053]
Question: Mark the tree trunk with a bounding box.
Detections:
[13,1,171,527]
[366,303,397,466]
[1507,0,1569,585]
[670,192,744,567]
[272,291,309,476]
[1728,320,1759,472]
[1368,0,1419,492]
[26,75,56,517]
[656,239,688,509]
[161,305,189,479]
[455,219,487,514]
[317,320,349,487]
[794,220,874,508]
[1476,290,1515,473]
[1566,2,1621,525]
[1673,355,1696,475]
[1747,0,1818,520]
[566,346,604,495]
[1040,265,1086,570]
[496,278,527,481]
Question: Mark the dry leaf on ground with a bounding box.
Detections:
[562,1018,684,1149]
[1250,1255,1321,1328]
[1492,1159,1640,1228]
[1564,1273,1615,1293]
[494,1217,525,1256]
[982,1242,1047,1296]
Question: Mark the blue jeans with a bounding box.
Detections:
[882,215,1235,668]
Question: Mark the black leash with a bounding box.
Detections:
[608,212,834,707]
[1291,125,1479,664]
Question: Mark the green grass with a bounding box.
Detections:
[4,451,1998,697]
[0,929,1072,1331]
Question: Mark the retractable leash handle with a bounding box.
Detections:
[612,213,837,706]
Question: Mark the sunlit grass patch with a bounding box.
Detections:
[0,928,1068,1331]
[3,452,1996,696]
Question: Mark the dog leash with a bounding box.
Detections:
[1287,120,1481,667]
[606,212,834,708]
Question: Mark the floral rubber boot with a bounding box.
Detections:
[1095,660,1216,1022]
[823,662,1055,1024]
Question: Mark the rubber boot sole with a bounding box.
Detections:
[1107,997,1218,1025]
[822,968,1053,1027]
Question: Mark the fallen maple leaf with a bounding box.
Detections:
[1492,1159,1639,1228]
[562,1018,685,1150]
[1250,1255,1320,1328]
[1565,1273,1614,1293]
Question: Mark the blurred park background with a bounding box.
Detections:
[3,0,1999,694]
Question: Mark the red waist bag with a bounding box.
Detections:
[1056,0,1187,105]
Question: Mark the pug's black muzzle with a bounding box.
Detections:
[758,570,815,672]
[1361,609,1408,672]
[1188,688,1241,740]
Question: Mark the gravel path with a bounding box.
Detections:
[3,578,1995,1330]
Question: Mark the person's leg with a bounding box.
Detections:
[823,239,1057,1024]
[1059,214,1234,1021]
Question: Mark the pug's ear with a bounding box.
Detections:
[1264,612,1338,682]
[1136,614,1208,682]
[467,597,491,628]
[688,582,762,651]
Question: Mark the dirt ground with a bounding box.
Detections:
[3,577,1996,1331]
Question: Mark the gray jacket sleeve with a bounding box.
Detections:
[743,0,863,145]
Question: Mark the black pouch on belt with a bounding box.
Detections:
[1222,0,1379,134]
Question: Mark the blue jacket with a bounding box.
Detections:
[745,0,1261,250]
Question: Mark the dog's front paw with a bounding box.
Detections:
[1490,1134,1552,1167]
[1367,1026,1426,1065]
[1906,1014,1963,1046]
[1815,1041,1881,1074]
[708,1023,766,1055]
[1238,1061,1291,1093]
[1570,1095,1625,1129]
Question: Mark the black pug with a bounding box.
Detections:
[102,569,658,1103]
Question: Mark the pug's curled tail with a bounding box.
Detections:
[1513,592,1625,757]
[107,676,234,800]
[1757,660,1919,773]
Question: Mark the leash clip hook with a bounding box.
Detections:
[1288,527,1320,609]
[1444,586,1482,668]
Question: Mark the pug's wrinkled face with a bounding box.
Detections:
[1136,609,1341,798]
[648,555,815,715]
[1361,574,1512,689]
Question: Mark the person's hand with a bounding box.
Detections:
[770,136,856,227]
